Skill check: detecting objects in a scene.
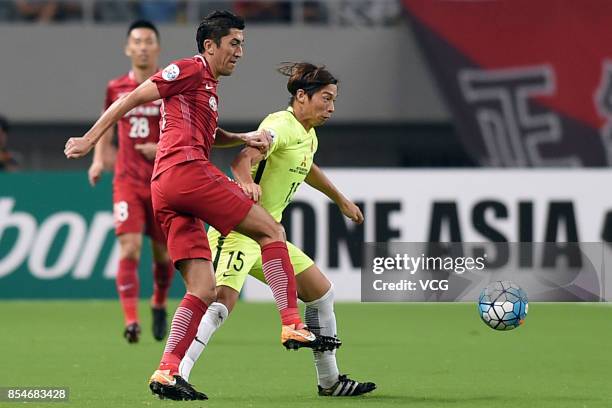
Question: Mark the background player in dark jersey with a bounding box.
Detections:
[88,20,174,344]
[66,11,338,401]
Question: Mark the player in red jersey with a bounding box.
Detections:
[88,20,174,344]
[65,11,339,401]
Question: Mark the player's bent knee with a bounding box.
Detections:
[258,222,286,246]
[184,276,216,305]
[118,235,142,260]
[237,205,286,244]
[275,223,287,241]
[190,288,216,306]
[119,244,141,260]
[179,259,217,304]
[269,222,286,242]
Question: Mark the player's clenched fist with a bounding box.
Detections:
[240,182,262,202]
[64,137,94,159]
[339,199,364,224]
[243,129,273,153]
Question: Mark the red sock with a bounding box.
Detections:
[159,293,208,375]
[152,261,175,307]
[262,241,302,326]
[116,258,139,325]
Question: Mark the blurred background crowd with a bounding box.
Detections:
[0,0,402,25]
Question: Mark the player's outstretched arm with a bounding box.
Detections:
[65,79,161,159]
[214,128,273,152]
[230,146,266,202]
[305,163,364,224]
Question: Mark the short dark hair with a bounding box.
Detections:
[127,20,160,41]
[196,10,245,52]
[0,114,9,133]
[278,62,338,104]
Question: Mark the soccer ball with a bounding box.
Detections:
[478,281,528,331]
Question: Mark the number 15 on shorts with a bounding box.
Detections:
[226,250,245,271]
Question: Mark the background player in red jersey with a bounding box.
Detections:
[65,11,340,400]
[88,20,174,344]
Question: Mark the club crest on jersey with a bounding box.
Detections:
[162,64,180,81]
[209,96,217,112]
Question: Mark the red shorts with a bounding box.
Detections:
[151,160,254,265]
[112,179,165,243]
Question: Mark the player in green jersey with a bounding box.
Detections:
[179,62,376,396]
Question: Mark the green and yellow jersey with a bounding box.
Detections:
[208,107,317,291]
[253,106,318,222]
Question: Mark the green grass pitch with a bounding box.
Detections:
[1,301,611,407]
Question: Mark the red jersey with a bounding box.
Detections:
[150,55,219,180]
[105,71,161,185]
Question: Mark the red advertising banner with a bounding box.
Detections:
[403,0,612,166]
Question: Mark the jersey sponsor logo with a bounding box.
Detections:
[205,83,214,90]
[124,105,160,118]
[209,96,218,112]
[289,164,310,176]
[161,64,180,81]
